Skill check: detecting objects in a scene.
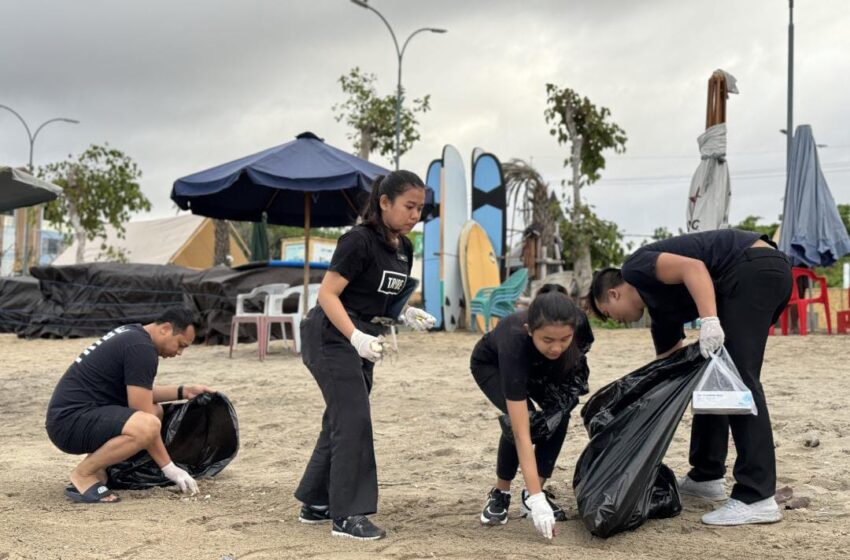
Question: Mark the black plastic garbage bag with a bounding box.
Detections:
[107,392,239,490]
[572,344,707,538]
[498,408,567,445]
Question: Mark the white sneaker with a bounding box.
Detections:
[702,497,783,526]
[677,475,726,501]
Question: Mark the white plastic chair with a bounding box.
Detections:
[263,283,321,355]
[229,283,289,360]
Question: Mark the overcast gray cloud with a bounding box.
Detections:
[2,0,848,243]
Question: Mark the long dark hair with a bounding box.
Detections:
[527,283,582,366]
[361,170,426,247]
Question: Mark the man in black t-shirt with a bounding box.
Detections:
[589,229,792,527]
[46,307,214,503]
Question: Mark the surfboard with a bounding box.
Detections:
[440,145,468,332]
[460,220,500,331]
[471,152,507,281]
[422,159,443,329]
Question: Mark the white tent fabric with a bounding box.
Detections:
[53,214,206,265]
[686,123,731,233]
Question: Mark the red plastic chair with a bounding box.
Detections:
[837,288,850,335]
[774,267,832,336]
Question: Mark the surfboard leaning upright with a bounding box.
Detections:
[422,158,443,329]
[440,145,468,332]
[471,152,507,281]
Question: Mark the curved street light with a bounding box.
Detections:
[350,0,446,170]
[0,104,79,274]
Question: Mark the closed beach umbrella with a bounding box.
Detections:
[779,125,850,267]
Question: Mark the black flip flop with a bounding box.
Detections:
[64,482,120,504]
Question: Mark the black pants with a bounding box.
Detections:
[688,247,793,504]
[294,308,383,518]
[472,363,569,481]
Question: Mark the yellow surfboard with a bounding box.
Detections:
[459,220,501,331]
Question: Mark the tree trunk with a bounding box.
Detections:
[359,128,372,161]
[65,170,87,264]
[214,219,230,266]
[568,120,592,296]
[69,201,86,264]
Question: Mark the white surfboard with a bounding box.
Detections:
[440,145,468,332]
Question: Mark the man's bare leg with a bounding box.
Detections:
[69,411,161,501]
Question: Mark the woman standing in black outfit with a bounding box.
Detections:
[294,171,435,541]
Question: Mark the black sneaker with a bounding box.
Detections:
[519,489,568,522]
[331,515,386,541]
[480,487,511,525]
[299,503,331,524]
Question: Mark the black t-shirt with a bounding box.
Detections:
[46,324,159,424]
[622,229,762,354]
[470,310,594,404]
[329,225,414,317]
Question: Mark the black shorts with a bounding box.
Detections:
[46,406,135,455]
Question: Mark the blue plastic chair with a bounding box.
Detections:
[470,268,529,333]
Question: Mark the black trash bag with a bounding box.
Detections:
[572,344,707,538]
[107,392,239,490]
[498,408,567,445]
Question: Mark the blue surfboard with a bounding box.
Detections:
[471,152,507,280]
[422,159,443,329]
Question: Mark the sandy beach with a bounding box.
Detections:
[1,328,848,560]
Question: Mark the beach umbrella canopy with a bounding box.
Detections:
[171,131,390,312]
[0,166,62,212]
[686,70,738,233]
[171,131,388,227]
[779,125,850,267]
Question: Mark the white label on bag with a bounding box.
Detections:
[693,390,755,414]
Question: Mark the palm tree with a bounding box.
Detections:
[503,158,559,263]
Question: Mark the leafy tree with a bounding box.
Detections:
[40,144,151,263]
[544,84,627,293]
[733,215,778,239]
[334,67,431,161]
[560,204,626,269]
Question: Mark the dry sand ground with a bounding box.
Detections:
[1,328,849,560]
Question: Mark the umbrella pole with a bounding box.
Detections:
[303,193,311,316]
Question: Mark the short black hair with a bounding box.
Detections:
[588,268,624,319]
[154,307,196,334]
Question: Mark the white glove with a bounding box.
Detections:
[699,316,725,358]
[525,492,556,540]
[350,329,384,362]
[162,462,199,495]
[399,307,436,331]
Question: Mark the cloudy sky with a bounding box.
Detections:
[2,0,849,244]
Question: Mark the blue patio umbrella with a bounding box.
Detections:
[172,131,390,311]
[779,125,850,267]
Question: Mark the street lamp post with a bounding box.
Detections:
[350,0,445,170]
[0,104,79,274]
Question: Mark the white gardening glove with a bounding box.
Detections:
[350,329,384,363]
[699,316,725,358]
[162,462,199,495]
[525,492,556,540]
[399,307,436,331]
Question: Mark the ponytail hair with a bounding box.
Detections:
[361,170,426,247]
[527,283,579,332]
